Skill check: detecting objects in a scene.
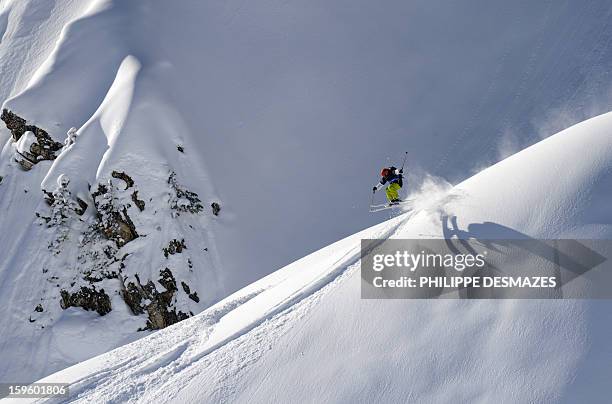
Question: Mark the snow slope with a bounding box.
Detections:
[17,111,612,403]
[0,1,223,383]
[2,0,612,389]
[0,0,95,107]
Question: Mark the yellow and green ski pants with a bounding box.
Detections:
[385,183,401,201]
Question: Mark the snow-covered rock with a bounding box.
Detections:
[2,110,63,170]
[0,10,223,384]
[15,130,36,155]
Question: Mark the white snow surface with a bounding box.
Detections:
[0,1,223,383]
[14,130,35,155]
[2,0,612,393]
[12,111,612,403]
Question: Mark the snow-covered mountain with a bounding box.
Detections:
[0,1,224,382]
[16,111,612,403]
[2,0,612,389]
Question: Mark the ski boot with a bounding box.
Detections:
[388,198,402,206]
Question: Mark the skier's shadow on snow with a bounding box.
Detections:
[440,215,606,298]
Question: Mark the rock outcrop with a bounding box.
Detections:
[122,269,190,330]
[168,171,204,215]
[163,239,187,258]
[211,202,221,216]
[1,109,63,169]
[33,167,209,331]
[60,286,112,316]
[92,182,139,248]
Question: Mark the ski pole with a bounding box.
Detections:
[400,151,408,171]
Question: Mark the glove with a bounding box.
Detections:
[372,187,377,193]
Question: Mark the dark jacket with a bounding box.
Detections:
[380,166,403,187]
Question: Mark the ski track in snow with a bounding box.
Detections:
[56,291,268,403]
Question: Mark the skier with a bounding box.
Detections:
[373,166,403,204]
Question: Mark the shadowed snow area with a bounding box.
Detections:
[17,112,612,403]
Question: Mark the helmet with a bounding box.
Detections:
[380,168,390,177]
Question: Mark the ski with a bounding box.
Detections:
[369,199,414,212]
[370,198,414,208]
[369,205,412,213]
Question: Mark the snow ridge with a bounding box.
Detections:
[0,5,223,383]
